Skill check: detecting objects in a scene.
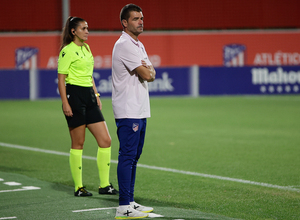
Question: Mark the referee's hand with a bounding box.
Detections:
[63,103,73,117]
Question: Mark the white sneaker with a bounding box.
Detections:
[115,205,148,219]
[130,201,154,213]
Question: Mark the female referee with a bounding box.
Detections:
[57,16,118,196]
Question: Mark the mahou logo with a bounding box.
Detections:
[251,67,300,93]
[223,44,246,67]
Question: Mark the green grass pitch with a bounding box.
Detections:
[0,96,299,219]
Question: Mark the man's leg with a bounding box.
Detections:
[128,119,153,213]
[116,119,140,205]
[129,119,146,202]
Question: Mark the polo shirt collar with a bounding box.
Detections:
[122,31,139,46]
[70,41,84,48]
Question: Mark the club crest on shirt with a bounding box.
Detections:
[132,123,139,132]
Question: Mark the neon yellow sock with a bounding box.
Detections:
[97,146,111,188]
[69,149,83,191]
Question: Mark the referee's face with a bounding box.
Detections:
[75,21,89,41]
[126,11,144,37]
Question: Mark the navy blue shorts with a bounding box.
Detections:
[64,84,105,128]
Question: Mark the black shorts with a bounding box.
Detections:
[64,84,105,128]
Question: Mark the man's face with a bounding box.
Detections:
[125,11,144,37]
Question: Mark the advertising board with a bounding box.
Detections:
[199,66,300,95]
[0,70,30,99]
[1,30,300,69]
[1,66,299,99]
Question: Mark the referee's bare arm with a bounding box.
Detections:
[135,61,156,82]
[58,73,73,117]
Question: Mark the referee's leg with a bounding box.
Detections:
[69,125,86,149]
[69,125,86,192]
[88,121,113,189]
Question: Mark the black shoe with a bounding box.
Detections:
[99,183,118,195]
[74,187,93,197]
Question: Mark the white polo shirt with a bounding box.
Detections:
[112,31,152,119]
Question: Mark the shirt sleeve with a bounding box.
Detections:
[118,42,142,72]
[57,47,72,75]
[140,42,152,66]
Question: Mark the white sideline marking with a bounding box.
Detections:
[4,182,21,186]
[72,207,164,218]
[148,213,164,217]
[0,186,41,193]
[137,164,300,192]
[72,207,116,212]
[0,142,299,192]
[0,217,17,220]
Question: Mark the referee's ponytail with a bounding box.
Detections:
[60,16,86,51]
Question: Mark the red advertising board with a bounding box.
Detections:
[1,30,300,69]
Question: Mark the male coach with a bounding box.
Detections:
[111,3,156,219]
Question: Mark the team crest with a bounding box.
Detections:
[132,123,139,132]
[223,44,246,67]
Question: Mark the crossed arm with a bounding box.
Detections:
[135,60,156,82]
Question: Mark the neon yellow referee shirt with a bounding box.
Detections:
[58,41,94,87]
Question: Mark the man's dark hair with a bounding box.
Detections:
[120,4,142,26]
